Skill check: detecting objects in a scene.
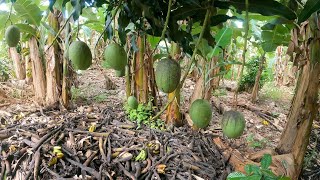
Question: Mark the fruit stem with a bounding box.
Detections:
[46,11,73,51]
[148,0,173,57]
[152,5,212,121]
[161,0,172,53]
[233,0,249,107]
[94,0,124,49]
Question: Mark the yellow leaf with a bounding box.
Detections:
[48,157,58,166]
[262,120,269,126]
[156,164,166,174]
[53,146,62,154]
[56,152,64,159]
[9,145,16,153]
[89,124,96,132]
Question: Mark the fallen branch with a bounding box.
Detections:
[65,157,100,179]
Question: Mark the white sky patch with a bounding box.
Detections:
[234,20,243,28]
[0,3,9,12]
[41,0,50,6]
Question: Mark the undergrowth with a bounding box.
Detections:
[124,98,165,130]
[227,154,291,180]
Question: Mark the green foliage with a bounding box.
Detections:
[227,154,291,180]
[71,86,86,102]
[212,88,227,97]
[246,134,269,149]
[13,0,42,26]
[124,98,165,130]
[93,94,108,103]
[260,82,284,102]
[261,24,291,52]
[298,0,320,24]
[239,58,267,92]
[0,59,9,82]
[215,0,296,20]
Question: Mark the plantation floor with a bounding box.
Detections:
[0,65,319,179]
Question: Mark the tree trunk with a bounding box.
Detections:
[190,56,219,103]
[24,42,32,84]
[251,52,266,102]
[62,23,71,108]
[166,42,182,126]
[131,34,157,105]
[29,37,46,104]
[276,18,320,179]
[46,10,62,106]
[9,47,25,80]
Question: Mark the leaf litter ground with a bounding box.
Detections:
[0,67,319,179]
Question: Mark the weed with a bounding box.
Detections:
[239,58,268,92]
[303,137,319,169]
[227,154,291,180]
[124,98,165,130]
[260,82,284,102]
[71,86,86,102]
[93,93,108,103]
[246,133,269,149]
[212,88,227,97]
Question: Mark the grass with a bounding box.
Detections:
[260,82,287,102]
[212,88,227,97]
[71,86,86,102]
[93,93,108,103]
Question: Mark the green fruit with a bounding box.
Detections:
[104,43,127,70]
[5,25,20,47]
[155,58,181,93]
[115,69,125,77]
[190,99,212,128]
[127,96,138,109]
[221,110,245,139]
[69,41,92,70]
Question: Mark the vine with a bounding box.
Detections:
[152,4,212,120]
[233,0,249,107]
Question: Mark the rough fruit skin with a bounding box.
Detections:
[155,58,181,93]
[5,25,20,47]
[190,99,212,128]
[221,110,245,139]
[104,43,127,71]
[69,41,92,70]
[127,96,138,109]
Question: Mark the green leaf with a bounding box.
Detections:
[15,23,37,36]
[261,25,291,52]
[208,27,233,58]
[153,53,168,61]
[215,0,296,20]
[246,175,262,180]
[261,154,272,169]
[147,35,160,49]
[298,0,320,24]
[13,0,42,26]
[227,171,246,180]
[211,14,239,26]
[245,164,260,175]
[277,176,291,180]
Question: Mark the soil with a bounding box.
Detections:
[0,66,319,179]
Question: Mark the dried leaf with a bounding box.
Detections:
[156,164,166,174]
